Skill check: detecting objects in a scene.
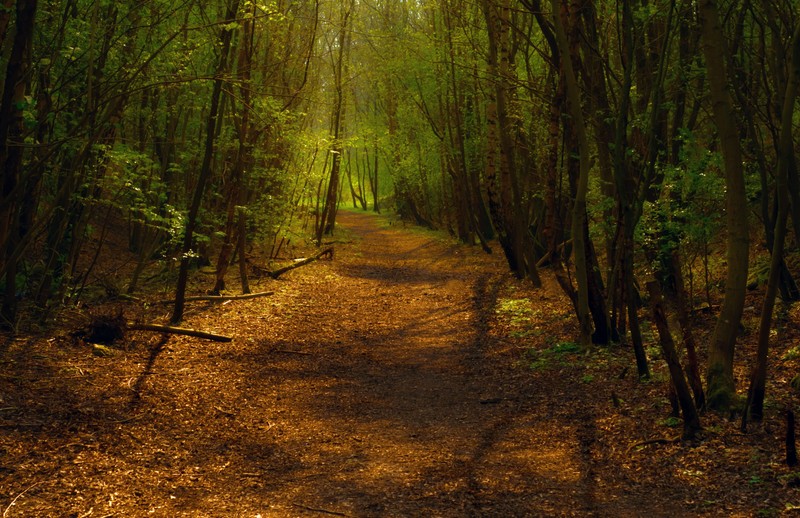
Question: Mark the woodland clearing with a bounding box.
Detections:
[1,210,799,517]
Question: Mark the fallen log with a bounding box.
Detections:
[129,323,232,342]
[158,290,274,304]
[268,247,334,279]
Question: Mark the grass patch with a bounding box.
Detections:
[496,298,546,336]
[524,341,582,371]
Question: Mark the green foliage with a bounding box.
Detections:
[639,134,726,269]
[660,416,681,428]
[524,341,582,371]
[550,341,582,354]
[496,298,534,323]
[748,254,772,289]
[103,146,183,245]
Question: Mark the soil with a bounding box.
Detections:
[1,210,800,516]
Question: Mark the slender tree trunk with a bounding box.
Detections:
[369,140,379,213]
[172,0,240,324]
[648,281,702,439]
[317,2,353,245]
[213,7,255,295]
[748,24,800,422]
[237,206,250,294]
[550,0,592,346]
[0,0,38,325]
[699,0,750,410]
[672,251,706,409]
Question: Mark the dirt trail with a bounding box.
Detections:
[1,210,698,517]
[255,210,590,516]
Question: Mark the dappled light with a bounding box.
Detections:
[2,0,800,515]
[2,212,797,515]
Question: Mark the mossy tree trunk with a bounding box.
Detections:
[698,0,750,411]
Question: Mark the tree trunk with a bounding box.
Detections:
[648,281,702,439]
[0,0,38,326]
[171,0,240,324]
[316,2,353,245]
[550,0,592,346]
[237,206,250,294]
[369,140,380,213]
[748,24,800,422]
[213,7,255,295]
[699,0,750,411]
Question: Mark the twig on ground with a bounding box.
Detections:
[129,323,232,342]
[3,481,42,517]
[268,247,334,279]
[292,503,350,517]
[627,436,681,453]
[157,291,274,304]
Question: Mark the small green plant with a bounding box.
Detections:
[660,416,681,428]
[496,298,533,325]
[524,341,582,371]
[783,347,800,361]
[646,345,661,360]
[528,357,550,371]
[551,341,581,354]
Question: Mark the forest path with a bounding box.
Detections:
[0,210,697,517]
[249,210,591,516]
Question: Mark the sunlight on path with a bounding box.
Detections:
[252,210,592,516]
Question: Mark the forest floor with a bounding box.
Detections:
[2,210,800,516]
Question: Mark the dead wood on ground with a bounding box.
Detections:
[158,291,275,304]
[129,323,232,342]
[267,247,334,279]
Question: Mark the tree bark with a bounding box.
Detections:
[699,0,750,411]
[316,1,353,245]
[550,0,592,346]
[748,24,800,422]
[0,0,38,325]
[171,0,240,324]
[647,281,702,439]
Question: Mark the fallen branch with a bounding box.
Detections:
[129,323,232,342]
[157,290,274,304]
[3,481,42,517]
[269,247,334,279]
[292,503,350,517]
[627,436,681,453]
[275,349,312,355]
